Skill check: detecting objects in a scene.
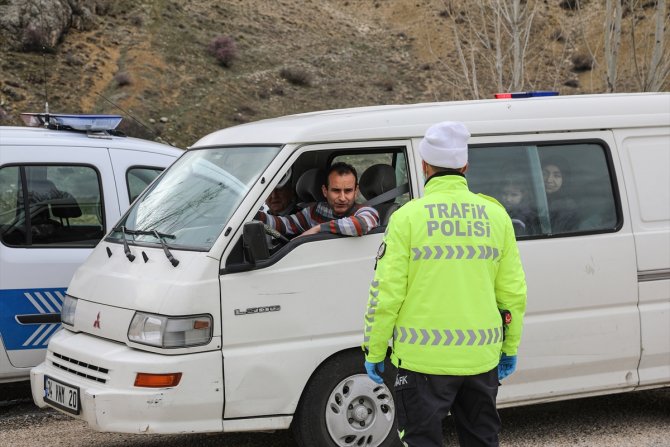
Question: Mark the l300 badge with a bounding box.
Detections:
[234,305,281,316]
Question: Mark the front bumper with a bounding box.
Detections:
[30,329,223,434]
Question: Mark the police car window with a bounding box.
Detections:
[468,142,618,238]
[0,165,104,247]
[0,167,22,244]
[127,167,163,203]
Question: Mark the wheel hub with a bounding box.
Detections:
[352,403,369,422]
[325,374,395,447]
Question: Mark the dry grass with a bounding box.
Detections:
[0,0,666,148]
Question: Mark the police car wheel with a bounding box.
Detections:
[292,350,401,447]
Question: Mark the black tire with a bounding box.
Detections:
[292,349,402,447]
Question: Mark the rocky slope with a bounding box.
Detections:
[1,0,667,148]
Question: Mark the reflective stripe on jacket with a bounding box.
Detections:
[364,173,527,376]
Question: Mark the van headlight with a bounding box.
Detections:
[128,312,213,348]
[61,295,78,326]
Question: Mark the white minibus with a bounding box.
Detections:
[30,94,669,447]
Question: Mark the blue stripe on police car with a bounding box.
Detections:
[0,288,65,350]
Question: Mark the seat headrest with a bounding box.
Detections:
[50,196,82,219]
[296,168,325,203]
[359,164,396,201]
[29,180,59,202]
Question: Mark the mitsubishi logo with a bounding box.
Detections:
[93,312,101,329]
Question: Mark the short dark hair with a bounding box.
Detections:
[426,162,461,175]
[325,162,358,187]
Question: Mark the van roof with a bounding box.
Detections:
[193,93,670,147]
[0,126,183,156]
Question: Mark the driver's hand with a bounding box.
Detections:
[299,225,321,237]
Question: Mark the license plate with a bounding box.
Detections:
[44,376,80,415]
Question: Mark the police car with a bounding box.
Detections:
[0,113,182,383]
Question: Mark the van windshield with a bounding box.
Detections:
[109,146,280,250]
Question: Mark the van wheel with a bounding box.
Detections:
[292,350,401,447]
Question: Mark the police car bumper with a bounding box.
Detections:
[30,329,223,434]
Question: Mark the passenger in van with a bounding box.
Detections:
[542,156,580,233]
[256,162,379,237]
[264,168,299,216]
[500,176,540,236]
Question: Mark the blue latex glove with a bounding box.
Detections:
[498,354,517,381]
[364,360,385,384]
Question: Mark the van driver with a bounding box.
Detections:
[256,162,379,237]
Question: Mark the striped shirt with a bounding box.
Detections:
[258,202,379,237]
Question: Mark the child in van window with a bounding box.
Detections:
[500,177,540,236]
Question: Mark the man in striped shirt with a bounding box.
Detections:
[257,162,379,237]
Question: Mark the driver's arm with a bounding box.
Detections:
[319,205,380,236]
[256,208,311,236]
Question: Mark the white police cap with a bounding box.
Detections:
[418,121,470,169]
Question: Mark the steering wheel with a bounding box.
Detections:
[263,224,290,245]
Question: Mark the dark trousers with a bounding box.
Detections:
[394,367,501,447]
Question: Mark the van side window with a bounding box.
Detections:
[331,151,410,207]
[468,142,619,238]
[0,165,104,247]
[127,167,164,203]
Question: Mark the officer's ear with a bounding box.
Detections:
[459,163,469,174]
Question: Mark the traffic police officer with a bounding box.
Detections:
[363,121,527,447]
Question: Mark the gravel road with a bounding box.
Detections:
[1,381,668,447]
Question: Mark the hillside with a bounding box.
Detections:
[1,0,668,148]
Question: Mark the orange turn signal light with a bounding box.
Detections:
[193,319,210,330]
[134,372,182,388]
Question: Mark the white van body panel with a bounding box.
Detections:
[68,244,222,326]
[31,329,224,433]
[220,235,382,418]
[0,126,181,382]
[29,94,669,440]
[616,127,670,388]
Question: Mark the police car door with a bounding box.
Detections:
[107,148,179,210]
[0,145,118,374]
[460,132,639,405]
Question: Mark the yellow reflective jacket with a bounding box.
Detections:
[364,173,527,375]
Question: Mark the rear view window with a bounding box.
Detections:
[127,167,164,203]
[467,142,619,238]
[0,165,104,247]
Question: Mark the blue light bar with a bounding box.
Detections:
[494,91,559,99]
[20,113,123,131]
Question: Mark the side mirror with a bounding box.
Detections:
[243,221,269,264]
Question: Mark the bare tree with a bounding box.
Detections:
[498,0,537,91]
[604,0,623,92]
[630,0,670,91]
[431,0,538,99]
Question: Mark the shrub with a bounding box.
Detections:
[571,53,594,72]
[376,78,394,92]
[207,35,237,67]
[114,71,132,87]
[22,26,52,53]
[559,0,580,10]
[280,67,312,87]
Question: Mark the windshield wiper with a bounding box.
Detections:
[118,226,136,262]
[112,227,179,266]
[152,230,180,267]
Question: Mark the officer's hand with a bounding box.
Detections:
[364,360,385,384]
[498,354,517,381]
